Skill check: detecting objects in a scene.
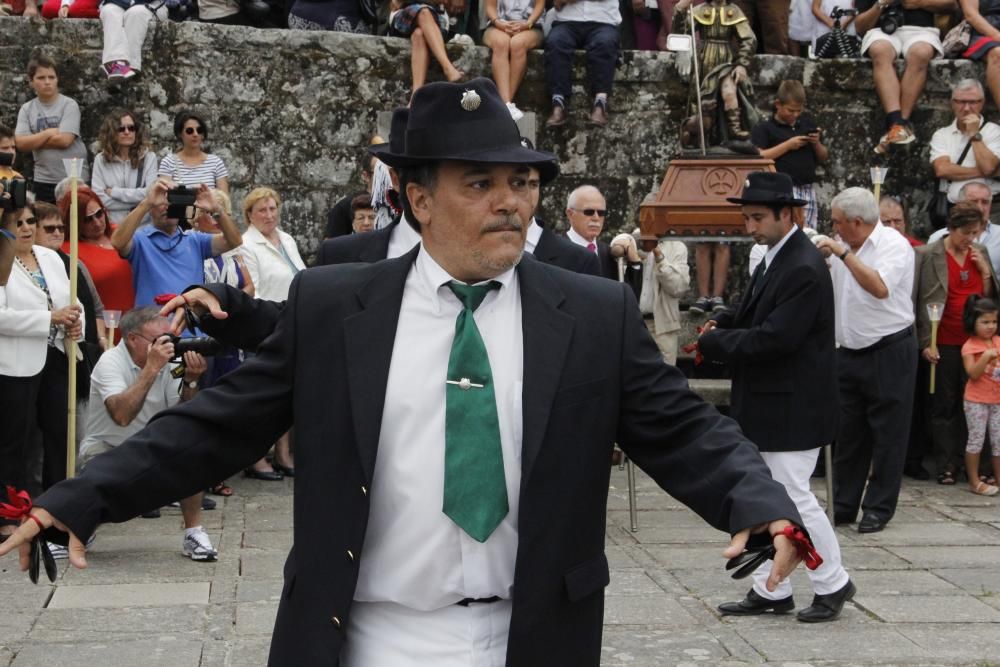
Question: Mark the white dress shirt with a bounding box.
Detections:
[553,0,621,25]
[830,222,915,349]
[354,245,524,611]
[387,214,423,259]
[523,218,543,255]
[928,119,1000,202]
[567,227,596,252]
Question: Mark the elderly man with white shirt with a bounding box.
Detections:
[814,187,917,535]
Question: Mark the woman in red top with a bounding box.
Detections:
[58,186,135,318]
[916,202,998,485]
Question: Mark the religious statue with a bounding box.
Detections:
[674,0,760,150]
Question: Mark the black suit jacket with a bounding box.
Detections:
[699,229,838,451]
[315,222,395,266]
[594,238,643,297]
[533,223,601,276]
[36,250,801,666]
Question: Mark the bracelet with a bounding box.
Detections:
[27,514,45,533]
[838,247,851,261]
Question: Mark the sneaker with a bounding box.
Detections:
[167,497,217,511]
[104,61,136,84]
[689,296,712,315]
[884,123,915,146]
[710,296,727,313]
[47,542,68,560]
[182,528,218,562]
[506,102,524,122]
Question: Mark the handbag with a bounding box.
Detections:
[941,19,971,58]
[927,125,981,229]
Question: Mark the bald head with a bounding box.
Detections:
[566,185,607,242]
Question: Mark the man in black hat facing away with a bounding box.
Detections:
[699,172,855,622]
[2,79,812,665]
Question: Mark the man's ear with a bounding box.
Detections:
[406,181,432,227]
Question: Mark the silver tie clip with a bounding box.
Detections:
[446,378,483,390]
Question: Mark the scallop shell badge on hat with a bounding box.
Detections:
[461,89,481,111]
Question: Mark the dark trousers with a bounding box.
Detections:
[32,181,57,204]
[833,331,917,522]
[0,372,43,519]
[734,0,789,54]
[544,21,619,103]
[37,346,70,490]
[928,344,968,475]
[905,356,931,468]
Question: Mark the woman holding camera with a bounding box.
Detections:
[0,205,84,520]
[158,111,230,194]
[240,187,303,479]
[92,109,158,226]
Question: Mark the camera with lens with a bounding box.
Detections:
[166,185,197,222]
[0,178,27,212]
[830,6,858,20]
[165,334,223,378]
[878,0,904,35]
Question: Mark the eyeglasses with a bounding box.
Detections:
[572,208,607,218]
[951,98,984,106]
[42,224,65,233]
[183,126,206,136]
[83,209,106,223]
[16,217,37,227]
[117,124,136,134]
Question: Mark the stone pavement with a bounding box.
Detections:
[1,467,998,666]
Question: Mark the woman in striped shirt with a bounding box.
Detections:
[158,111,230,193]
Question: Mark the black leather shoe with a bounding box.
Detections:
[718,588,794,616]
[903,462,930,480]
[797,580,856,623]
[273,463,295,478]
[833,512,855,526]
[858,513,886,533]
[244,467,284,481]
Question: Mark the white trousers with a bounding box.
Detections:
[752,448,849,599]
[340,599,512,667]
[100,4,166,71]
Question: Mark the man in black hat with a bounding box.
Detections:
[3,78,809,666]
[699,172,854,622]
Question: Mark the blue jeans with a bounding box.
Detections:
[544,21,619,104]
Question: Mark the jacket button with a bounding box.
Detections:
[346,549,355,561]
[360,485,367,496]
[331,616,341,628]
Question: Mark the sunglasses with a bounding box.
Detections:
[43,224,65,233]
[573,208,607,218]
[117,124,136,134]
[183,126,206,136]
[84,209,106,223]
[16,217,37,227]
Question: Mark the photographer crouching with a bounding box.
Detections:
[78,306,220,562]
[855,0,957,153]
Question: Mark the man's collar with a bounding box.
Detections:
[415,244,516,315]
[566,227,593,247]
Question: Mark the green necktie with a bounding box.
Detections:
[443,281,508,543]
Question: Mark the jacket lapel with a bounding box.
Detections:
[931,241,948,294]
[343,246,418,483]
[359,224,395,263]
[517,256,574,485]
[736,230,800,320]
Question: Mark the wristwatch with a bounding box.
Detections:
[839,247,851,261]
[185,380,198,389]
[973,133,984,142]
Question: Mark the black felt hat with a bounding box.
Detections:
[726,172,807,207]
[369,107,409,160]
[373,78,558,183]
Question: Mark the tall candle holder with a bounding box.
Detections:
[927,302,944,394]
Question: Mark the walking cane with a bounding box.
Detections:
[616,254,639,532]
[63,158,80,479]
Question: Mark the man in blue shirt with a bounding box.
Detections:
[111,179,242,306]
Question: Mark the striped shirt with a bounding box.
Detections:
[158,152,229,188]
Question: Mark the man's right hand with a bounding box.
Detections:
[960,114,982,136]
[0,507,88,572]
[145,178,173,208]
[158,288,228,337]
[922,346,940,364]
[787,135,811,150]
[146,335,175,373]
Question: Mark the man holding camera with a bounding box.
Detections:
[112,179,242,306]
[78,306,217,561]
[855,0,957,152]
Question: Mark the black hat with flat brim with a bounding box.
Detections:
[726,172,807,207]
[373,78,559,184]
[369,107,409,160]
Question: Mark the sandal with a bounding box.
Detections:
[970,481,999,496]
[938,470,956,485]
[980,474,998,486]
[208,482,234,497]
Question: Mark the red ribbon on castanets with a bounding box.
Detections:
[781,524,823,570]
[682,326,705,366]
[0,485,33,521]
[153,293,178,306]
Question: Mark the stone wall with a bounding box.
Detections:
[0,17,987,267]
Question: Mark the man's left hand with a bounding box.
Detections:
[814,236,844,259]
[724,519,802,591]
[193,184,218,215]
[183,352,207,381]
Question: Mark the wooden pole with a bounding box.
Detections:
[66,159,79,479]
[929,320,939,395]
